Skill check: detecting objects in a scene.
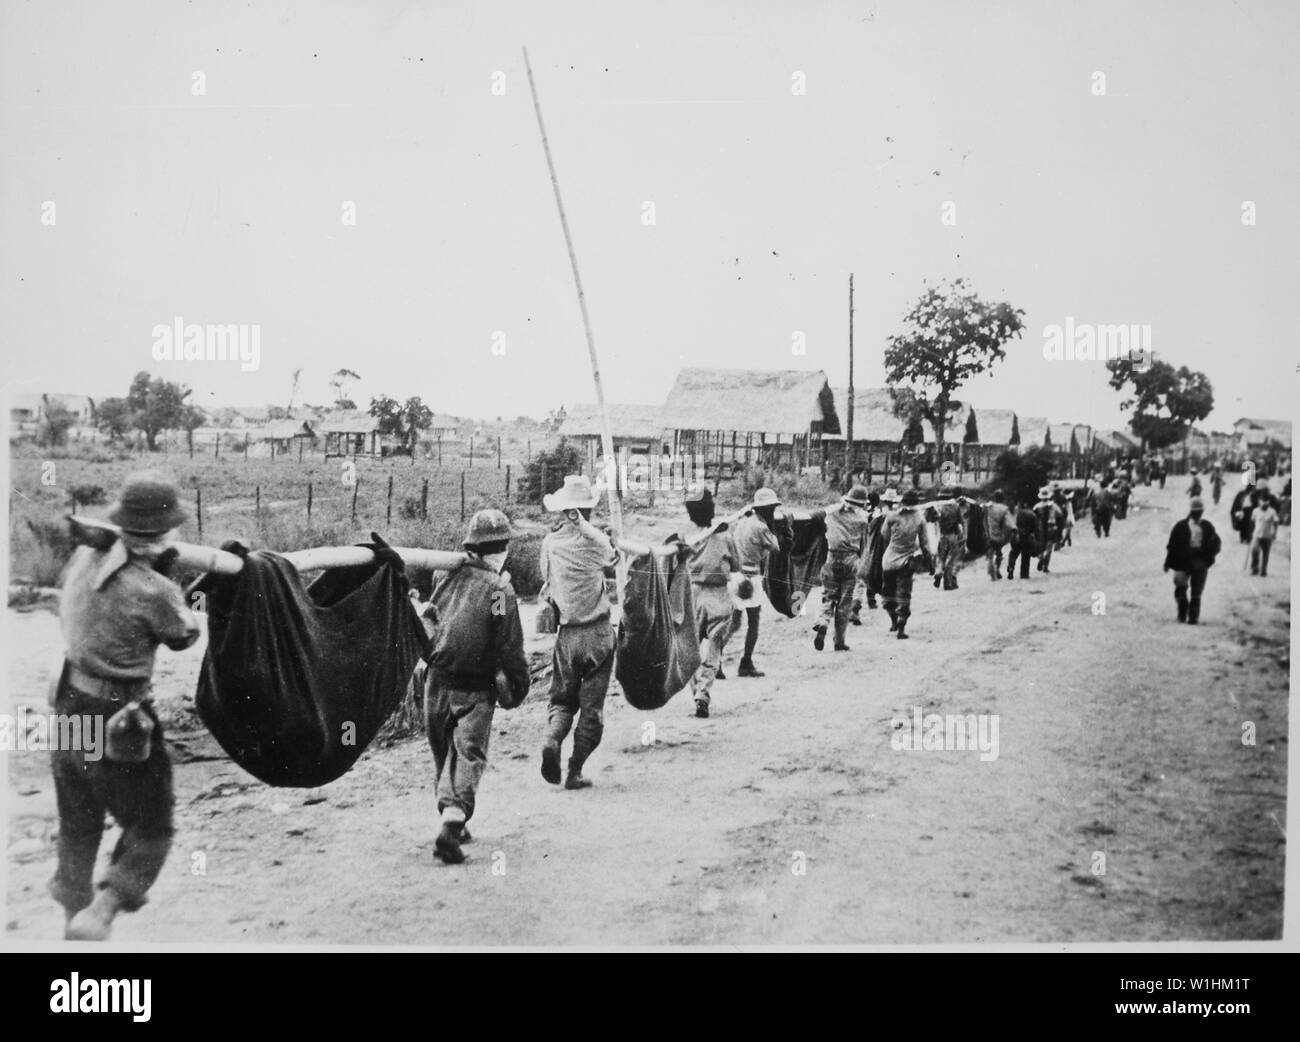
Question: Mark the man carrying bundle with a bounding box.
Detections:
[52,471,199,941]
[879,489,934,639]
[851,489,890,623]
[681,488,744,718]
[983,490,1013,580]
[1033,487,1064,573]
[932,490,966,591]
[811,485,872,652]
[729,487,785,678]
[423,509,530,864]
[538,475,618,790]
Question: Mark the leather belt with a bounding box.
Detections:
[66,664,151,702]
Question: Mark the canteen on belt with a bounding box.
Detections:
[105,702,154,763]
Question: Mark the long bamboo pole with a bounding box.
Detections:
[522,47,626,569]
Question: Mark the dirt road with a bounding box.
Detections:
[4,482,1288,944]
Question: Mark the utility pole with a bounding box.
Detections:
[846,273,855,476]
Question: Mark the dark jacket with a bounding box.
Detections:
[425,558,530,698]
[1164,517,1221,572]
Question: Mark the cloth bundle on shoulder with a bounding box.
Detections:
[965,502,988,557]
[192,536,430,787]
[615,543,700,710]
[764,514,828,617]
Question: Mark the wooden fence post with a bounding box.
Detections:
[215,433,221,459]
[497,435,502,469]
[351,478,359,522]
[299,440,304,463]
[255,484,261,516]
[460,471,466,522]
[505,464,511,502]
[386,475,394,526]
[307,481,313,522]
[438,435,442,467]
[196,487,203,540]
[421,478,428,520]
[469,436,474,467]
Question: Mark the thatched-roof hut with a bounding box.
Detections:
[559,403,666,478]
[965,408,1020,476]
[660,367,839,475]
[823,387,924,482]
[1017,417,1052,451]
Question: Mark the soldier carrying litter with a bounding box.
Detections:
[52,471,200,941]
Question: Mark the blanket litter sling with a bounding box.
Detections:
[191,536,430,787]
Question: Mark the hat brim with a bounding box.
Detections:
[108,502,188,534]
[543,490,599,512]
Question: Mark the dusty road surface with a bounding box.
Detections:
[5,482,1288,944]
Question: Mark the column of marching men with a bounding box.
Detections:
[46,458,1287,937]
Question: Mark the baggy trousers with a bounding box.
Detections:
[730,605,763,664]
[818,554,859,645]
[1173,561,1209,622]
[986,539,1006,579]
[426,681,495,823]
[936,534,964,589]
[1007,542,1033,579]
[881,567,915,624]
[692,583,736,707]
[544,619,615,773]
[1251,538,1273,576]
[1093,509,1112,537]
[49,679,174,917]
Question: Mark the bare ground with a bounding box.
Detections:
[4,483,1288,945]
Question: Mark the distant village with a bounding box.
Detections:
[8,368,1293,482]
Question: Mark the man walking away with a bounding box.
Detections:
[1230,480,1258,545]
[53,471,200,941]
[1050,482,1075,545]
[933,492,966,591]
[1210,464,1225,506]
[1251,492,1279,577]
[538,475,618,791]
[1087,478,1113,538]
[682,488,742,717]
[811,485,871,651]
[1188,469,1203,499]
[1033,487,1063,573]
[1164,497,1221,624]
[984,490,1013,580]
[880,489,933,639]
[730,487,783,676]
[424,509,531,863]
[1006,497,1039,580]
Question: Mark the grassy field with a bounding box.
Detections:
[7,441,554,593]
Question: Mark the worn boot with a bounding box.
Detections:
[813,625,827,651]
[737,659,765,678]
[1175,590,1188,623]
[434,820,465,864]
[895,620,909,640]
[564,759,593,790]
[541,739,562,785]
[1187,598,1201,625]
[65,887,124,942]
[887,609,898,632]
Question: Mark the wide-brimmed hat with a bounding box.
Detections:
[751,487,781,509]
[881,488,900,505]
[107,471,188,534]
[1037,487,1053,501]
[728,572,762,610]
[843,485,869,508]
[464,508,512,549]
[543,474,600,512]
[900,490,920,506]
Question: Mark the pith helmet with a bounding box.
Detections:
[881,488,900,505]
[843,485,869,508]
[751,487,781,509]
[1037,486,1052,501]
[107,471,188,534]
[464,508,512,548]
[543,474,599,512]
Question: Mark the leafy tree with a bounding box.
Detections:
[329,368,361,410]
[1105,357,1214,452]
[37,401,76,447]
[545,405,567,432]
[524,438,584,505]
[95,397,133,441]
[884,278,1025,481]
[402,397,434,450]
[266,405,290,421]
[126,371,192,450]
[988,446,1057,506]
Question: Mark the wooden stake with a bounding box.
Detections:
[846,272,855,473]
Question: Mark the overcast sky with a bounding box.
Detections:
[2,0,1296,432]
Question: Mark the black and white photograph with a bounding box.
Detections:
[1,0,1295,969]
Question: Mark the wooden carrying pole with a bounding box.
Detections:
[523,46,626,567]
[846,273,855,474]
